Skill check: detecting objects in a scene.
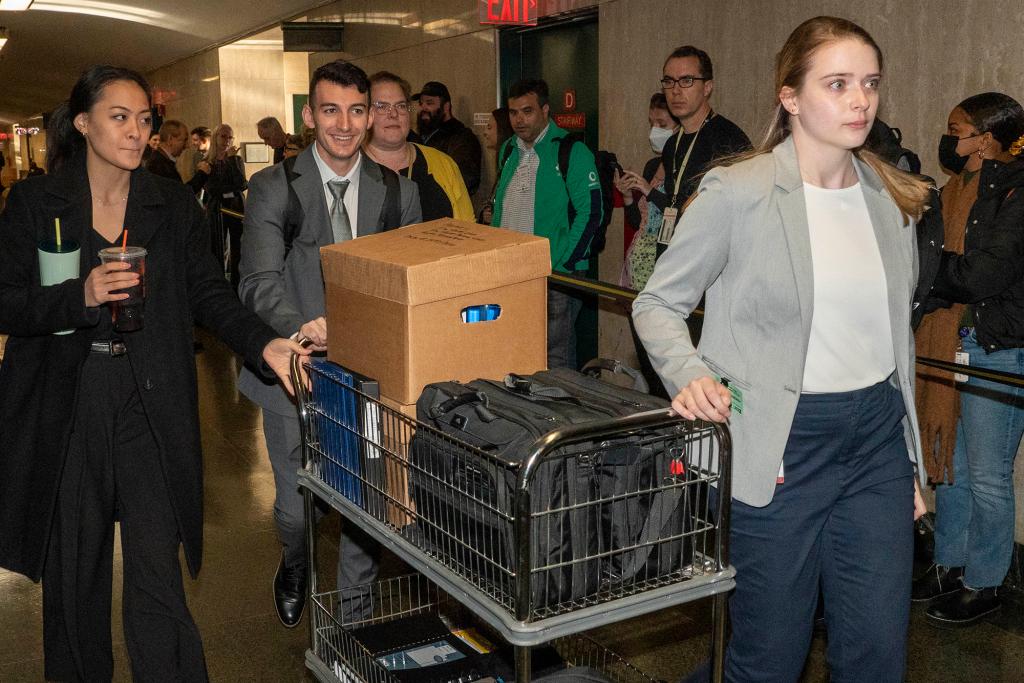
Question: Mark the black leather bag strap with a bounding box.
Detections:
[377,162,403,230]
[281,155,303,258]
[431,390,488,419]
[502,374,582,404]
[615,480,684,581]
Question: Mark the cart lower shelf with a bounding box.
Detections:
[303,574,665,683]
[298,469,735,649]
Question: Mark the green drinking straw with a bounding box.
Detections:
[55,217,61,249]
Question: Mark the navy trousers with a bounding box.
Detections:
[723,379,915,682]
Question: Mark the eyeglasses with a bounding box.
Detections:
[373,101,410,115]
[660,75,710,90]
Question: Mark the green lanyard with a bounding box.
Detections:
[668,111,715,204]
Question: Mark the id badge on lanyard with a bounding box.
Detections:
[658,207,679,245]
[658,113,712,246]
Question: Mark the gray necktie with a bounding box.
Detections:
[328,178,352,243]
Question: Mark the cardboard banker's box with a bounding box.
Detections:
[321,219,550,404]
[378,395,416,528]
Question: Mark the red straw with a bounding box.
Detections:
[121,229,128,252]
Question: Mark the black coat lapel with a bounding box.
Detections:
[43,157,92,278]
[124,169,168,250]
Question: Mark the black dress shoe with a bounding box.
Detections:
[911,563,963,602]
[273,554,307,628]
[926,586,1001,627]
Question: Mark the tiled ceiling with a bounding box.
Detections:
[0,0,333,124]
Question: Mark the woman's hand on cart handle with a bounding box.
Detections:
[671,375,731,422]
[913,478,927,521]
[298,316,327,351]
[263,338,311,396]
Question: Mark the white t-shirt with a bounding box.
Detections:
[801,182,896,393]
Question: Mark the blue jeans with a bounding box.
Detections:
[933,331,1024,588]
[722,379,914,683]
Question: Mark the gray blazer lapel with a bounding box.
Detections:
[358,156,386,236]
[773,138,814,340]
[292,146,332,245]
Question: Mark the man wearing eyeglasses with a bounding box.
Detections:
[619,46,750,250]
[237,59,420,631]
[366,71,474,221]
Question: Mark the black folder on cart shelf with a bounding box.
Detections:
[309,360,384,515]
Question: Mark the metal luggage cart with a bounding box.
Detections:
[293,356,734,683]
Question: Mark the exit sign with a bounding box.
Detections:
[479,0,538,26]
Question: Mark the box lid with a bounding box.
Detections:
[321,219,552,305]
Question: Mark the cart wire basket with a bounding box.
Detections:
[307,574,661,683]
[293,354,734,679]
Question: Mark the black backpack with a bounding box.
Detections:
[498,132,614,255]
[865,118,922,174]
[281,154,402,257]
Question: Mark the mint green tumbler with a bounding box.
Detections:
[37,238,80,335]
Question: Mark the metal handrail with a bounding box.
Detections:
[549,271,1024,389]
[228,206,1024,389]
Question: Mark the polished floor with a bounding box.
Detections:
[2,331,1024,681]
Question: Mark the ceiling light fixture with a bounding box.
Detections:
[29,1,183,30]
[0,1,34,11]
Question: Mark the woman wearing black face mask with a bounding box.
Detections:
[912,92,1024,627]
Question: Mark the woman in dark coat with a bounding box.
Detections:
[0,65,305,681]
[203,123,247,288]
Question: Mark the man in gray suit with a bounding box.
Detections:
[238,59,421,628]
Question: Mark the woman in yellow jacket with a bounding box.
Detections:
[365,70,474,221]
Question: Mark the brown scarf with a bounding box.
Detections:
[914,173,976,483]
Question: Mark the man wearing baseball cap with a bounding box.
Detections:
[414,81,482,195]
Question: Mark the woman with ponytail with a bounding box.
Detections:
[0,65,306,680]
[634,17,929,681]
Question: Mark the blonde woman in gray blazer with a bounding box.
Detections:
[634,17,930,683]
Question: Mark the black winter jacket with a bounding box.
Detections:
[932,158,1024,351]
[422,117,482,196]
[912,187,946,330]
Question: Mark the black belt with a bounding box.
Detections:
[90,339,127,356]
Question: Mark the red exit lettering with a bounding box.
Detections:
[481,0,537,26]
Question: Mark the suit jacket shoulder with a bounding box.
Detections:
[145,151,183,182]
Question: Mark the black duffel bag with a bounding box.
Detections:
[409,369,693,613]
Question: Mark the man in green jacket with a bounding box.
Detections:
[492,78,603,369]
